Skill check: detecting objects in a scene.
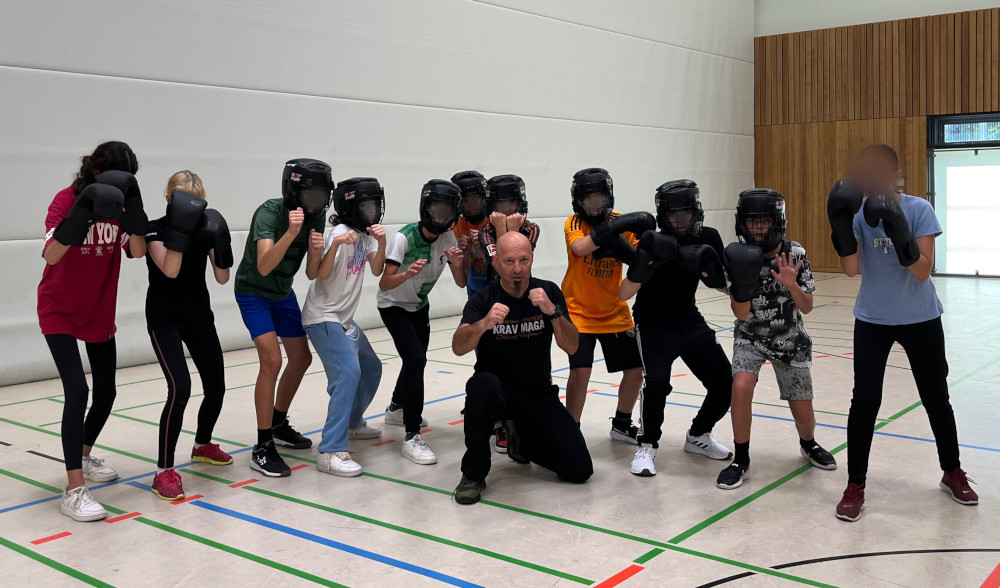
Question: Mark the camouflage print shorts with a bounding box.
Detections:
[731,339,814,401]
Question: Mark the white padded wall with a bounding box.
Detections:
[0,0,754,385]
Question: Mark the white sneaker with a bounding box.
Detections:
[384,406,428,427]
[61,485,107,522]
[630,443,657,477]
[82,455,119,482]
[348,421,382,440]
[317,452,363,477]
[684,431,733,460]
[402,434,437,465]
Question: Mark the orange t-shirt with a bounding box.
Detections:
[560,213,638,334]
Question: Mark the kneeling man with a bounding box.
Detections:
[452,232,593,504]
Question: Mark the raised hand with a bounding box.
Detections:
[769,252,803,288]
[367,224,386,243]
[405,258,428,279]
[287,207,305,237]
[528,287,556,315]
[483,303,510,329]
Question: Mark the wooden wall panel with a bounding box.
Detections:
[754,8,1000,270]
[754,117,927,271]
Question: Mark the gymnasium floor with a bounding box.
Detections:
[1,273,998,588]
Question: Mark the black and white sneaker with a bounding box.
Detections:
[800,443,837,470]
[250,441,291,478]
[716,462,750,490]
[609,417,639,445]
[271,418,313,449]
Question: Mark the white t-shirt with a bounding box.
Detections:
[301,224,378,327]
[376,222,456,312]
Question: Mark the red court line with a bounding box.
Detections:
[587,389,598,393]
[171,494,204,505]
[31,531,72,545]
[105,512,141,524]
[420,428,433,434]
[594,564,644,587]
[814,355,830,359]
[845,352,855,355]
[228,479,258,489]
[448,419,464,425]
[290,464,309,471]
[611,384,619,388]
[672,373,687,377]
[373,440,396,446]
[981,560,1000,588]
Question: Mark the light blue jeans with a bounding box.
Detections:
[305,321,382,453]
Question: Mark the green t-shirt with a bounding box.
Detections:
[234,198,325,300]
[376,223,457,312]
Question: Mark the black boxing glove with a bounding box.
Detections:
[725,242,764,303]
[863,193,920,267]
[163,190,207,253]
[592,235,636,265]
[199,208,234,269]
[97,170,147,236]
[590,211,656,248]
[827,178,864,257]
[52,184,125,247]
[677,244,727,289]
[626,231,678,285]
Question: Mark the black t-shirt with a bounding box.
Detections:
[461,277,569,389]
[144,217,215,330]
[632,226,725,327]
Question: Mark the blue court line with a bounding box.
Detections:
[591,392,1000,454]
[190,500,485,588]
[437,370,455,374]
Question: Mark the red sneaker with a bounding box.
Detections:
[191,442,234,466]
[152,469,185,501]
[493,427,508,454]
[940,468,978,505]
[835,483,865,522]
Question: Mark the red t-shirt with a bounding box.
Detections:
[37,186,130,342]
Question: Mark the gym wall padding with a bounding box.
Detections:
[0,0,754,386]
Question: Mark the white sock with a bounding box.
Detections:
[157,467,169,475]
[193,442,205,449]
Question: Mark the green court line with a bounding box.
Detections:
[355,472,834,587]
[633,548,664,564]
[179,468,235,485]
[244,485,593,585]
[105,412,247,447]
[0,467,62,494]
[0,467,346,587]
[0,395,63,408]
[0,536,114,588]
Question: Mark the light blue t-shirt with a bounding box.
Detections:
[853,194,943,325]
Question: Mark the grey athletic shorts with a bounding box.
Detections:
[731,339,814,401]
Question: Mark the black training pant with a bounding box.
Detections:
[636,321,733,447]
[461,372,593,483]
[44,334,118,471]
[847,317,959,485]
[378,304,431,432]
[149,324,227,468]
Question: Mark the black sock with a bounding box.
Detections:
[272,408,288,428]
[799,437,816,450]
[734,441,750,466]
[257,428,272,447]
[689,424,709,437]
[614,410,631,422]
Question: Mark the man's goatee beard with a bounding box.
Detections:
[513,281,524,297]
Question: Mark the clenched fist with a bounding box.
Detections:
[528,288,556,315]
[483,303,510,329]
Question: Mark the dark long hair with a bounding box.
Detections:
[71,141,139,194]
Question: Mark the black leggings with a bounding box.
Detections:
[847,317,959,485]
[636,321,733,447]
[149,325,227,468]
[44,334,118,471]
[378,305,430,432]
[461,372,593,483]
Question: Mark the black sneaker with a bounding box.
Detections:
[801,443,837,470]
[271,417,313,449]
[503,420,529,464]
[716,462,750,490]
[250,441,291,478]
[453,476,487,505]
[609,417,639,445]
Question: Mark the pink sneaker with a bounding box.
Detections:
[152,469,185,501]
[191,442,233,466]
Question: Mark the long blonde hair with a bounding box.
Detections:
[165,170,205,200]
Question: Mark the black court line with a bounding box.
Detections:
[695,548,1000,587]
[0,440,11,446]
[25,450,64,464]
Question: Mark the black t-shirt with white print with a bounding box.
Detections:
[734,240,816,365]
[461,276,570,389]
[144,216,215,330]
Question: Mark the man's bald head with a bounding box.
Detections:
[494,231,533,297]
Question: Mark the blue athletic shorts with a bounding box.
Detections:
[235,291,306,340]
